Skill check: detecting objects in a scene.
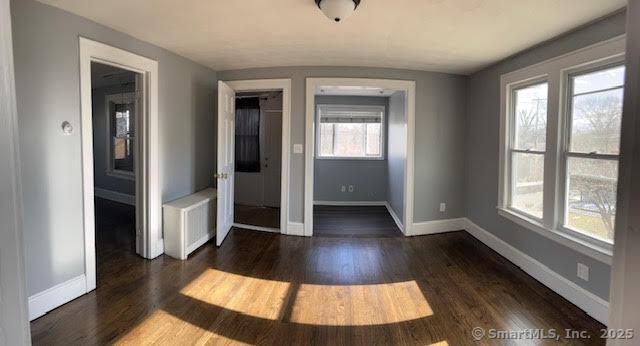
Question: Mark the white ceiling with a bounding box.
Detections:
[39,0,625,75]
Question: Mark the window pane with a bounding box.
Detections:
[334,123,364,157]
[511,152,544,218]
[573,65,625,95]
[366,123,381,156]
[566,157,618,242]
[570,86,623,155]
[319,123,334,156]
[514,83,547,151]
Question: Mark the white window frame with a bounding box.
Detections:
[498,35,625,264]
[557,61,624,248]
[315,104,386,160]
[105,92,137,180]
[505,78,548,223]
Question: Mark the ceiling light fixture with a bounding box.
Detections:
[315,0,361,22]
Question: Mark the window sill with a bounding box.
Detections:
[497,207,612,265]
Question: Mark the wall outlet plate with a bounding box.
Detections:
[293,144,303,154]
[439,203,446,212]
[577,263,589,281]
[341,185,346,192]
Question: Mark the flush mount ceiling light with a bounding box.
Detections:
[315,0,361,22]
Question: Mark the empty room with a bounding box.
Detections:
[1,0,639,345]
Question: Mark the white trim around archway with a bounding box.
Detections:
[79,37,161,294]
[304,78,416,237]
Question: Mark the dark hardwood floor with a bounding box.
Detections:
[30,205,604,345]
[313,205,402,237]
[235,204,280,229]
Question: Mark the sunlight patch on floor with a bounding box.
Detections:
[288,280,432,326]
[179,268,290,320]
[114,310,205,345]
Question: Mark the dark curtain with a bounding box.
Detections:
[235,97,260,172]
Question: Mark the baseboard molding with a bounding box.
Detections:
[384,202,404,232]
[28,274,87,321]
[286,222,305,236]
[411,218,466,236]
[94,187,135,206]
[313,200,387,206]
[234,223,280,234]
[463,218,609,325]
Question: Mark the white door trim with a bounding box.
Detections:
[225,79,292,235]
[304,78,416,236]
[79,37,161,293]
[0,0,31,340]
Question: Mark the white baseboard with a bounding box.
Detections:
[384,202,404,232]
[28,274,87,321]
[94,187,135,206]
[286,222,305,236]
[411,218,466,236]
[313,200,387,206]
[234,223,280,234]
[463,218,609,325]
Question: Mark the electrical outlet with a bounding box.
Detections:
[348,185,354,192]
[577,263,589,281]
[439,203,446,212]
[341,185,346,192]
[293,144,303,154]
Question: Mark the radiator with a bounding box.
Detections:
[163,188,217,260]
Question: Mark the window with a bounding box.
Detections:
[107,93,136,177]
[508,82,548,219]
[563,65,624,243]
[235,97,261,172]
[316,104,384,159]
[499,37,625,258]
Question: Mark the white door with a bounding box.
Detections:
[216,81,235,246]
[263,111,282,208]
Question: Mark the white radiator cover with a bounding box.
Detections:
[163,188,217,260]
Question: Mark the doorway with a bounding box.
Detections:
[304,78,416,237]
[79,38,160,293]
[216,79,292,246]
[90,62,140,274]
[233,91,283,231]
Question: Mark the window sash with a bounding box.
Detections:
[506,81,548,221]
[316,104,385,159]
[558,64,624,245]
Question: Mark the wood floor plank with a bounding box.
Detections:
[30,202,605,345]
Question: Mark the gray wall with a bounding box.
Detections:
[387,91,406,221]
[92,83,136,196]
[218,67,467,224]
[314,95,388,202]
[11,0,217,296]
[464,11,626,300]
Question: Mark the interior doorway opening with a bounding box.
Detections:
[305,79,416,237]
[233,91,283,231]
[90,62,140,278]
[215,79,291,246]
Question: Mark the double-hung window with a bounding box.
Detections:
[499,37,625,259]
[563,65,624,243]
[316,104,385,159]
[508,82,548,219]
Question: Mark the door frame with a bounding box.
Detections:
[79,37,161,292]
[304,78,416,236]
[223,79,292,235]
[0,0,31,340]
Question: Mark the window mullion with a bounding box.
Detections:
[542,73,560,230]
